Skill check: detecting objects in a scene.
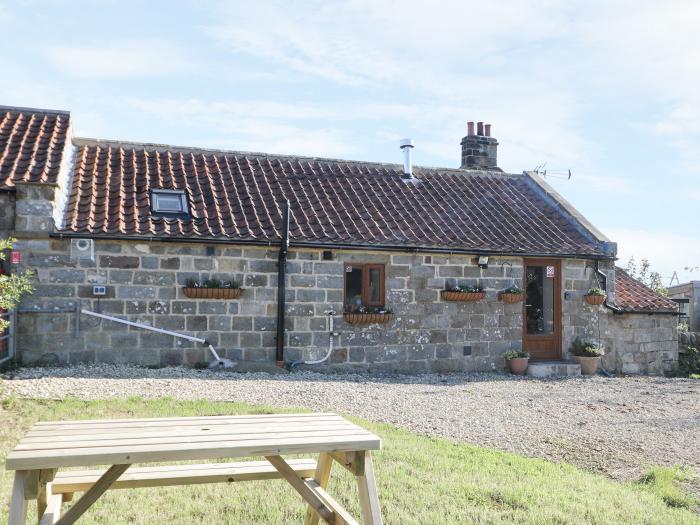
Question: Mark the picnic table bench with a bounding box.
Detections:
[5,412,383,525]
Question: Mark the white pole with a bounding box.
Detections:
[81,309,207,344]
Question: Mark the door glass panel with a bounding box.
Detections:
[526,265,554,335]
[345,266,363,309]
[368,268,381,304]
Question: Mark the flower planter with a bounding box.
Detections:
[500,292,524,304]
[508,357,529,375]
[343,313,394,325]
[584,294,606,306]
[574,355,601,375]
[183,287,242,299]
[440,290,486,302]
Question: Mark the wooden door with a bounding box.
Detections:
[523,259,562,360]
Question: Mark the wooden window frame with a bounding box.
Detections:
[344,263,385,309]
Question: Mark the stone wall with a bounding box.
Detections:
[13,238,529,372]
[604,315,678,374]
[0,191,15,236]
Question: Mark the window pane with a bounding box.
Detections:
[526,265,554,335]
[368,267,381,304]
[345,266,363,309]
[155,193,184,212]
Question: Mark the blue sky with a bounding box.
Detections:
[1,1,698,282]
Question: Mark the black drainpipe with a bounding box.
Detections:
[275,200,290,367]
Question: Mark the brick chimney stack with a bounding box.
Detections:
[460,121,498,169]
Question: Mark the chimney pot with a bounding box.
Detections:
[485,124,491,137]
[477,122,484,136]
[467,122,475,136]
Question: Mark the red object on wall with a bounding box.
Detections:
[10,251,20,264]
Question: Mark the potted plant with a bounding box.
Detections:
[343,305,395,325]
[441,283,485,302]
[504,350,530,375]
[570,337,605,375]
[183,278,242,299]
[499,285,524,304]
[584,287,606,306]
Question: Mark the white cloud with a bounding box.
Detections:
[604,227,700,285]
[45,38,190,78]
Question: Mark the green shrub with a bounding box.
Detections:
[586,287,606,296]
[678,345,700,378]
[570,337,605,357]
[504,350,529,360]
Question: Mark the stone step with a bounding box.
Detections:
[527,360,581,378]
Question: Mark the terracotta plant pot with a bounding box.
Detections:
[440,290,486,302]
[574,355,601,375]
[508,357,529,375]
[343,313,394,325]
[183,287,242,299]
[500,292,524,304]
[584,294,606,306]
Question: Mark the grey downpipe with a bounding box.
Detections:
[275,200,290,367]
[288,310,339,370]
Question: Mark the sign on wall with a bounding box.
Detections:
[546,265,555,278]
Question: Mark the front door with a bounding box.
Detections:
[523,259,561,360]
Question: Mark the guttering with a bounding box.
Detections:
[49,232,614,260]
[275,200,290,368]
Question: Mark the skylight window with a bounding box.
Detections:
[151,189,189,217]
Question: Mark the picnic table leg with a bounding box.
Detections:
[54,464,130,525]
[303,453,333,525]
[355,452,382,525]
[8,470,30,525]
[37,469,57,524]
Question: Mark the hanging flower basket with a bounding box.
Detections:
[441,290,486,302]
[343,312,394,325]
[499,286,524,304]
[183,287,242,299]
[584,294,606,306]
[500,292,524,304]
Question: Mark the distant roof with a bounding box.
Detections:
[58,136,612,256]
[0,105,71,188]
[614,267,679,313]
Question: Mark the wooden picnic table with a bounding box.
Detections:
[5,412,383,525]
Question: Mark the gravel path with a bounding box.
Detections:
[2,365,699,484]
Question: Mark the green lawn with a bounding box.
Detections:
[0,395,697,524]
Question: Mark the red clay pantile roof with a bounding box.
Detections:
[0,106,71,189]
[60,138,611,256]
[614,267,678,313]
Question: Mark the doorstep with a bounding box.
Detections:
[527,360,581,378]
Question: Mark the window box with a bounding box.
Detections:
[183,278,242,299]
[499,292,524,303]
[183,287,242,299]
[343,312,395,325]
[440,290,486,302]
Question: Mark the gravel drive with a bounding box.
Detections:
[2,365,699,485]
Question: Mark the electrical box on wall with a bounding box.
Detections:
[93,285,106,296]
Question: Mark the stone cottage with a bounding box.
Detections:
[0,105,679,374]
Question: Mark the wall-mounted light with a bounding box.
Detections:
[478,256,489,269]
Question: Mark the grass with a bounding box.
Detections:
[0,395,698,524]
[639,466,699,510]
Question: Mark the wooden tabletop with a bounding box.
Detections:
[5,413,381,471]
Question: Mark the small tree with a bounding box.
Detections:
[624,256,668,296]
[0,238,33,331]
